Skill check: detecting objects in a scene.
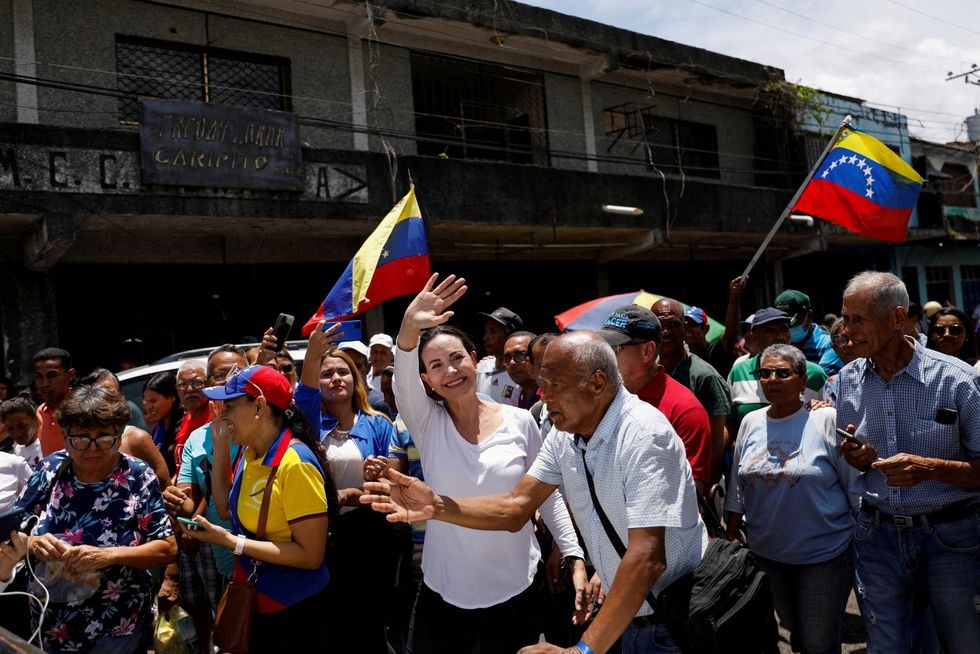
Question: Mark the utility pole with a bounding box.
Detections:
[946,64,980,86]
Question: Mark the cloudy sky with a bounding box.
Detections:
[520,0,980,143]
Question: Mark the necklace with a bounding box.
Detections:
[330,427,351,441]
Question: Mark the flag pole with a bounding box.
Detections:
[741,114,853,278]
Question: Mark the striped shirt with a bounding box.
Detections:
[836,338,980,514]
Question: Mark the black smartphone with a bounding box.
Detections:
[0,508,29,542]
[836,428,865,446]
[270,313,294,350]
[325,319,363,342]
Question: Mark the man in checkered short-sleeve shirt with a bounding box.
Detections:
[363,331,707,654]
[838,271,980,654]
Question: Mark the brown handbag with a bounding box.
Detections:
[212,465,279,653]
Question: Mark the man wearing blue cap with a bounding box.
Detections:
[727,309,827,438]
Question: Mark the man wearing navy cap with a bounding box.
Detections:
[598,304,715,493]
[475,307,524,406]
[726,308,827,438]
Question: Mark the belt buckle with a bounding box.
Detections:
[892,514,915,528]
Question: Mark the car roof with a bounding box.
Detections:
[150,339,309,364]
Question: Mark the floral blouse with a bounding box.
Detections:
[16,452,173,652]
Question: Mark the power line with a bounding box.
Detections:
[683,0,946,73]
[884,0,980,38]
[751,0,977,67]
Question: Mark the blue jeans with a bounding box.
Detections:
[853,510,980,654]
[620,620,681,654]
[755,547,853,654]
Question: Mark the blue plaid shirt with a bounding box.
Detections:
[836,338,980,515]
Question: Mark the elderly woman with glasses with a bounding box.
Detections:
[17,385,177,653]
[725,344,857,654]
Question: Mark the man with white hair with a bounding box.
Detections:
[364,331,707,654]
[838,271,980,654]
[366,333,395,393]
[173,358,210,475]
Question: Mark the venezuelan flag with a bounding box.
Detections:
[792,128,923,243]
[302,187,429,335]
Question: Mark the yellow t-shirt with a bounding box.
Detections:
[231,430,329,611]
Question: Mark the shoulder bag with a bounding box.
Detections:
[212,464,279,654]
[579,450,778,654]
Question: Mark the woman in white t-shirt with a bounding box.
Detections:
[389,274,584,654]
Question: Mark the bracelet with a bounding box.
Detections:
[233,534,246,556]
[575,641,594,654]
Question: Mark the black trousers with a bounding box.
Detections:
[249,585,330,653]
[407,566,546,654]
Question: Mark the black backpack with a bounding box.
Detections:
[580,450,778,654]
[655,538,779,654]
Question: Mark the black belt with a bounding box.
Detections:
[860,500,978,528]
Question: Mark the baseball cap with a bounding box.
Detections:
[751,307,791,329]
[774,290,811,327]
[203,365,293,410]
[338,341,369,358]
[599,304,663,347]
[478,307,523,333]
[684,306,709,326]
[368,333,394,349]
[922,301,942,318]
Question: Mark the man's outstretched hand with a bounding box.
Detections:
[361,468,441,523]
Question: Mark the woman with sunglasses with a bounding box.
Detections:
[927,307,977,365]
[179,364,338,652]
[18,384,177,652]
[725,344,856,654]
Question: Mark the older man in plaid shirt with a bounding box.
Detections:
[838,271,980,654]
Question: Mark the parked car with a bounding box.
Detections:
[116,340,309,408]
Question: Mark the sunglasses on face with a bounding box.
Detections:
[611,342,645,354]
[754,367,794,380]
[279,364,294,373]
[931,324,965,337]
[504,352,529,364]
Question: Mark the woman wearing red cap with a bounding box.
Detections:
[179,365,339,652]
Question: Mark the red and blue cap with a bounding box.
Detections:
[684,306,708,326]
[203,365,293,410]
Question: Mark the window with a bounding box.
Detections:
[643,116,720,179]
[411,52,548,165]
[925,266,953,305]
[961,265,980,315]
[938,163,976,208]
[115,37,290,122]
[901,266,921,305]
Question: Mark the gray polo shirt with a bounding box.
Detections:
[529,387,708,615]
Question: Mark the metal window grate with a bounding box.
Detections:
[643,115,720,179]
[115,37,288,122]
[411,52,549,165]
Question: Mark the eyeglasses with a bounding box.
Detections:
[754,367,794,380]
[279,364,294,373]
[504,352,529,364]
[176,379,206,391]
[67,432,118,451]
[612,342,645,354]
[931,324,965,337]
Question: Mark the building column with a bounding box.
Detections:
[580,77,598,173]
[348,35,369,152]
[1,267,59,388]
[12,0,39,124]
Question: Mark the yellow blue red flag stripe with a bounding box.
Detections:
[302,187,430,335]
[792,128,924,243]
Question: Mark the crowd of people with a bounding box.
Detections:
[0,269,975,654]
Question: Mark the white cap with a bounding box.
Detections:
[338,341,368,358]
[368,333,394,349]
